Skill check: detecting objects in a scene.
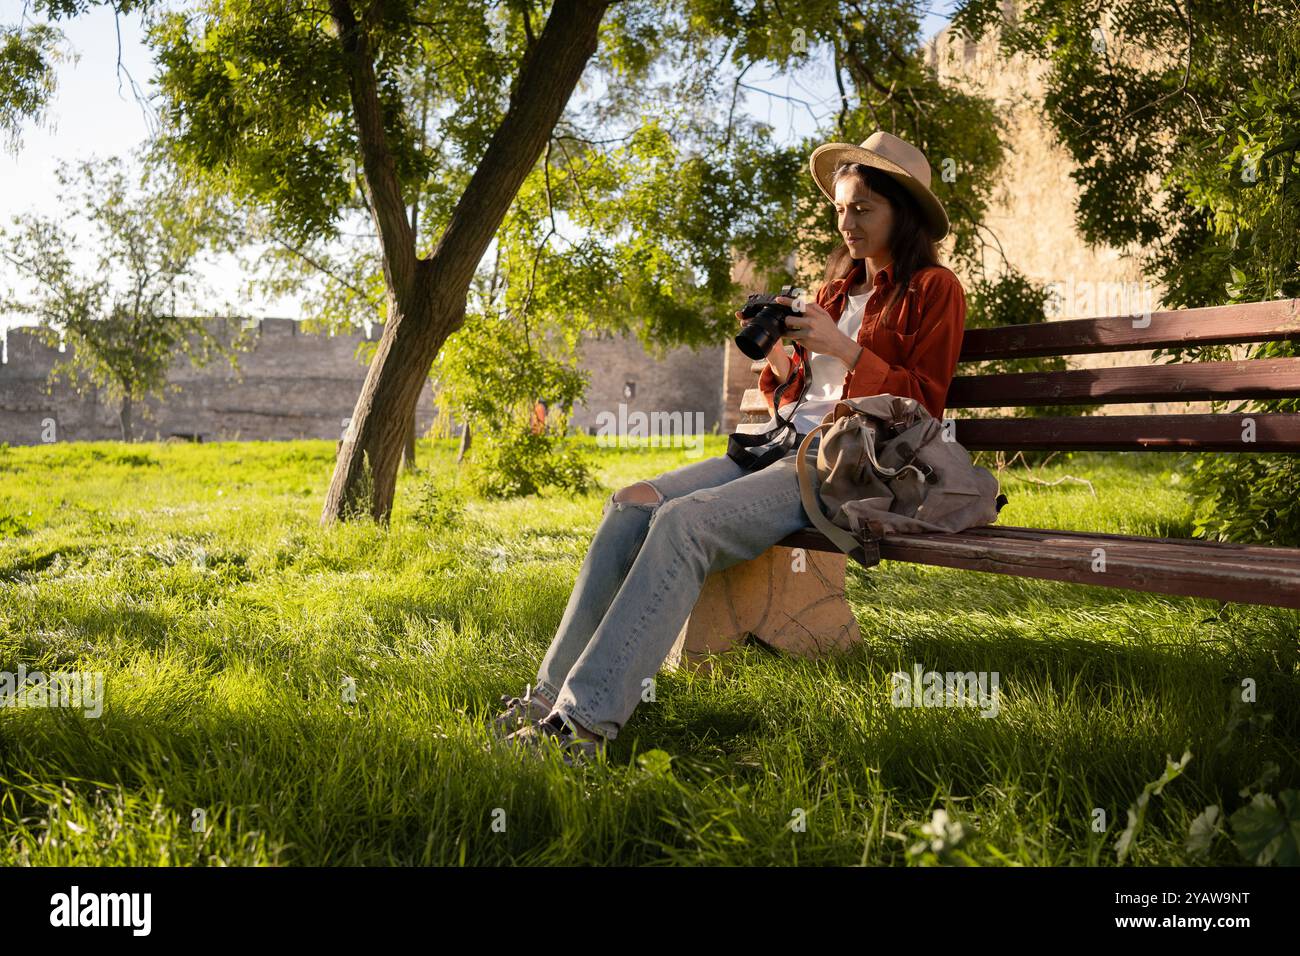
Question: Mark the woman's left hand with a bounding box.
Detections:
[775,295,858,361]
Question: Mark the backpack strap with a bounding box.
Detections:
[795,423,881,568]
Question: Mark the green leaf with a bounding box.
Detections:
[1116,750,1193,864]
[637,749,673,778]
[1229,790,1300,866]
[1185,804,1221,858]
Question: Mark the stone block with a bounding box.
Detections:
[665,545,861,674]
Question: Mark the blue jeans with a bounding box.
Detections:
[532,435,823,741]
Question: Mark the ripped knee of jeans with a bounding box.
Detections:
[605,480,664,515]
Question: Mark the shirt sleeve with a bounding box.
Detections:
[757,344,806,416]
[843,270,967,420]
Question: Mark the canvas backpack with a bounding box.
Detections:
[794,394,1008,568]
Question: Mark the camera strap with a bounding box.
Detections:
[726,355,813,471]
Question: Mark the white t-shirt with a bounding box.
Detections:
[742,291,873,444]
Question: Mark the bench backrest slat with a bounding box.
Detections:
[953,413,1300,452]
[958,298,1300,361]
[946,357,1300,407]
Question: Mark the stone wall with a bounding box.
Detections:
[0,316,724,446]
[567,329,724,435]
[0,318,442,445]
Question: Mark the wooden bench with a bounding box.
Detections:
[666,297,1300,671]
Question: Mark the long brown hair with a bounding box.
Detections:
[819,163,941,332]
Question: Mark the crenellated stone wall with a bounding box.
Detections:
[0,318,445,445]
[0,316,725,446]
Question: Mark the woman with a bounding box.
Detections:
[492,130,967,765]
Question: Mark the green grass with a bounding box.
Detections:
[0,436,1296,865]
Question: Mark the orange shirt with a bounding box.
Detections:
[757,259,967,422]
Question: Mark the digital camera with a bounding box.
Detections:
[734,285,806,360]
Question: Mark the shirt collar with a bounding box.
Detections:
[831,259,893,299]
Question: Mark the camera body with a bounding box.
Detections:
[734,284,806,360]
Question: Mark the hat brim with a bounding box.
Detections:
[810,142,950,242]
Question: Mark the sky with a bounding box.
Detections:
[0,0,961,339]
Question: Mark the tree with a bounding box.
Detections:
[146,0,616,524]
[0,150,247,440]
[432,306,592,497]
[231,52,459,476]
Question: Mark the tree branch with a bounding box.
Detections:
[723,59,754,153]
[833,36,849,136]
[517,138,559,341]
[515,0,537,49]
[428,0,611,301]
[270,233,370,299]
[329,0,417,302]
[551,136,598,226]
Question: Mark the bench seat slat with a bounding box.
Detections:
[737,403,1300,453]
[776,527,1300,609]
[958,298,1300,360]
[946,358,1300,407]
[779,525,1300,567]
[960,525,1300,564]
[952,414,1300,452]
[883,532,1300,578]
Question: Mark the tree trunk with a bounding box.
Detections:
[457,418,472,465]
[322,270,444,522]
[119,394,132,442]
[320,0,612,526]
[400,403,417,472]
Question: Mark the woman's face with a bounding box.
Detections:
[833,175,894,262]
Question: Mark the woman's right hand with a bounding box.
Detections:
[738,309,793,383]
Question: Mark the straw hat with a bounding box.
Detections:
[809,130,950,241]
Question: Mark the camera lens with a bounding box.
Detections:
[734,307,785,360]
